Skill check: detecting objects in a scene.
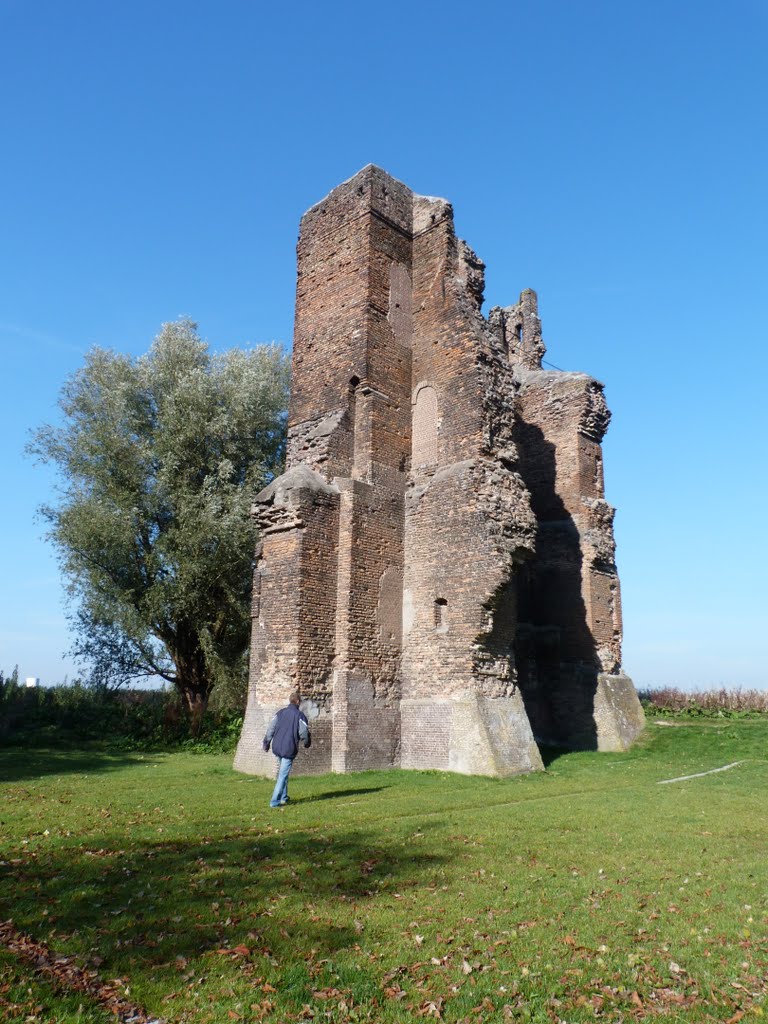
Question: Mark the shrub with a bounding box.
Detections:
[0,683,243,752]
[639,686,768,718]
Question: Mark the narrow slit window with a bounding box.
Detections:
[252,569,262,620]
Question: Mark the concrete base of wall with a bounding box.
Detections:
[232,701,334,776]
[233,678,643,777]
[235,690,546,778]
[231,686,398,777]
[331,670,401,773]
[593,673,645,751]
[401,693,544,776]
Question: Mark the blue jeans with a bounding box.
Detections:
[270,756,294,807]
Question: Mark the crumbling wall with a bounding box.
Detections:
[397,194,542,775]
[512,367,640,749]
[233,466,340,775]
[234,165,643,779]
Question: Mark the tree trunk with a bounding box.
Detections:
[172,641,213,736]
[182,687,209,737]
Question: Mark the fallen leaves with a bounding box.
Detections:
[214,944,251,958]
[415,996,444,1017]
[311,986,343,999]
[0,919,162,1023]
[383,983,407,1000]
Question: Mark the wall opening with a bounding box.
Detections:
[252,568,262,621]
[348,376,360,440]
[434,597,448,633]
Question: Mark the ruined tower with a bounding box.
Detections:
[234,166,644,778]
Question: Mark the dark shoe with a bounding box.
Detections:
[279,797,291,805]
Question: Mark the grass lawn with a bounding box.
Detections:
[1,718,766,1023]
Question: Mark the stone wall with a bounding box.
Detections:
[234,165,643,779]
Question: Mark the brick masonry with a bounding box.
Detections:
[233,165,644,779]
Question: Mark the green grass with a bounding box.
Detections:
[1,718,767,1023]
[0,949,115,1023]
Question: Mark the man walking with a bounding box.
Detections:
[263,691,311,808]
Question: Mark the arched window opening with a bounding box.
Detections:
[348,376,360,427]
[434,597,448,633]
[412,385,438,468]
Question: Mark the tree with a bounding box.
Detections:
[29,319,290,726]
[0,665,20,705]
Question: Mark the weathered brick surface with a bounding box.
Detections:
[234,165,643,778]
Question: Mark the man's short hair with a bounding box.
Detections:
[289,690,301,705]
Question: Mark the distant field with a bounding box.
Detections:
[1,718,766,1023]
[640,688,768,715]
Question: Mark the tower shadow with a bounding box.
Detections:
[508,419,601,752]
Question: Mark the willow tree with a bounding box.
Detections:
[29,319,290,725]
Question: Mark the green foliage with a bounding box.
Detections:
[27,320,290,719]
[639,686,768,718]
[205,650,249,716]
[179,713,244,754]
[0,684,243,753]
[1,722,767,1022]
[0,666,21,705]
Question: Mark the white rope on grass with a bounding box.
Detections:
[658,761,744,785]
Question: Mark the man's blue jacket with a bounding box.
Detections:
[263,703,311,759]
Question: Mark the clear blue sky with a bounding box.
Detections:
[1,0,766,691]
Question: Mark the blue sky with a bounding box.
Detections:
[1,0,766,690]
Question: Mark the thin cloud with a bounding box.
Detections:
[0,322,85,356]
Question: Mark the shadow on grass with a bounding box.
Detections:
[0,824,451,985]
[297,786,389,803]
[537,743,571,768]
[0,747,152,784]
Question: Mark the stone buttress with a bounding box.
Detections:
[233,166,643,778]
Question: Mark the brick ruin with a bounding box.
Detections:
[234,165,644,778]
